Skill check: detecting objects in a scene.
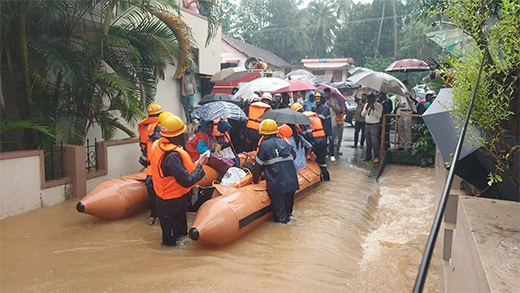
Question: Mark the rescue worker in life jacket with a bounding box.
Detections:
[245,94,272,151]
[149,114,207,246]
[137,103,163,225]
[290,103,330,181]
[253,119,299,224]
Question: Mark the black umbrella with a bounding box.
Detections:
[259,108,312,125]
[422,88,482,164]
[198,93,234,105]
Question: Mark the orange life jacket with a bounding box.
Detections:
[256,134,291,152]
[213,118,229,137]
[278,124,293,141]
[246,102,271,130]
[303,111,325,138]
[145,139,155,176]
[137,117,159,150]
[150,138,196,200]
[185,131,212,162]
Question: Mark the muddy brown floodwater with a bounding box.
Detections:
[1,163,438,292]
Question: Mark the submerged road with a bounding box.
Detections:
[0,125,438,292]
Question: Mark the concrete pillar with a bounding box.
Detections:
[62,145,86,198]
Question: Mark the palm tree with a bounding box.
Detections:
[303,0,340,57]
[331,0,354,22]
[0,0,220,148]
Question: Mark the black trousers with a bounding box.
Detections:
[157,194,188,246]
[145,175,158,218]
[269,191,295,224]
[354,121,365,146]
[313,144,330,181]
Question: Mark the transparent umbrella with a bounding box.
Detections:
[232,78,290,100]
[192,101,247,121]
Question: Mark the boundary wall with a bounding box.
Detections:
[0,138,142,219]
[433,149,520,292]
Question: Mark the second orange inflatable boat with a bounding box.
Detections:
[76,152,256,220]
[189,161,321,246]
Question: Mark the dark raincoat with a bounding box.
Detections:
[252,136,299,194]
[316,96,332,137]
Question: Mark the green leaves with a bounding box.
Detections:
[1,0,220,149]
[487,172,503,186]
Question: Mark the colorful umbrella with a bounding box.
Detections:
[385,59,430,72]
[316,84,347,112]
[273,80,317,93]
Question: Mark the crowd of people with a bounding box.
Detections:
[137,79,436,247]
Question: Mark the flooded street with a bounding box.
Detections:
[1,129,438,292]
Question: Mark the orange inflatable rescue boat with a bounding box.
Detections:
[189,161,321,246]
[76,152,256,220]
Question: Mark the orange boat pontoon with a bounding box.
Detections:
[189,161,321,246]
[76,152,256,220]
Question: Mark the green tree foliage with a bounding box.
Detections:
[302,0,340,57]
[219,0,239,35]
[334,0,442,66]
[0,0,220,150]
[222,0,443,68]
[233,0,308,64]
[422,0,520,186]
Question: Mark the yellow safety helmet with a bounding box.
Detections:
[314,92,322,97]
[259,119,278,135]
[157,111,173,126]
[159,114,186,137]
[147,103,163,116]
[290,102,303,112]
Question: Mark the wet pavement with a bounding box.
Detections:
[0,124,438,292]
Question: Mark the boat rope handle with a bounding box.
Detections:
[309,168,320,176]
[298,172,311,183]
[253,188,266,192]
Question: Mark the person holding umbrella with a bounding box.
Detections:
[361,94,383,164]
[325,88,345,158]
[253,119,299,224]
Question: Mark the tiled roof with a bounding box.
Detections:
[222,35,292,68]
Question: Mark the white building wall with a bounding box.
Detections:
[0,156,42,219]
[86,142,144,193]
[221,40,247,68]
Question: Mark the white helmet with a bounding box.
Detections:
[261,92,273,101]
[426,90,436,95]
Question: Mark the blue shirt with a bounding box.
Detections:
[289,135,312,171]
